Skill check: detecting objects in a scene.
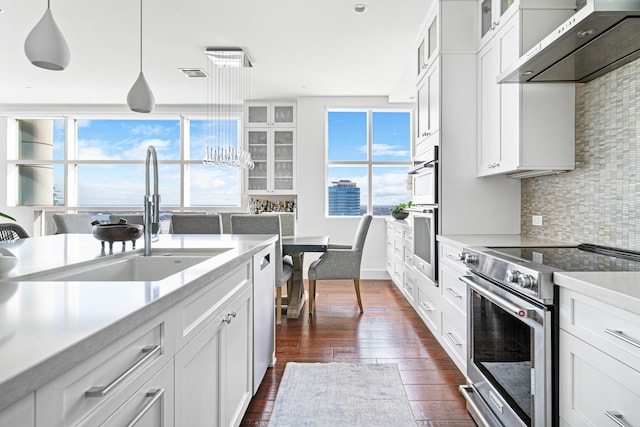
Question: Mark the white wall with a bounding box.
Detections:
[295,96,415,279]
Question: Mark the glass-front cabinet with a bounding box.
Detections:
[416,6,438,80]
[246,102,296,127]
[479,0,517,48]
[246,128,296,194]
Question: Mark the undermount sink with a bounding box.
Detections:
[14,248,232,282]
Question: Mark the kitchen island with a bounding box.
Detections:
[0,233,277,426]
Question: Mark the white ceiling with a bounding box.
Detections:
[0,0,432,106]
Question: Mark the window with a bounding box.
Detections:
[326,110,412,216]
[9,117,242,212]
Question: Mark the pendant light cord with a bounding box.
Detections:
[139,0,143,72]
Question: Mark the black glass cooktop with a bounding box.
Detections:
[489,244,640,272]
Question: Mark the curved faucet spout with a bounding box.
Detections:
[144,146,160,256]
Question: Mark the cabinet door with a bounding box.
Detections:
[272,129,296,193]
[417,10,438,80]
[479,0,518,48]
[416,59,440,144]
[222,286,253,427]
[246,103,295,127]
[246,104,269,127]
[175,313,224,426]
[247,129,269,192]
[271,102,296,127]
[477,41,501,175]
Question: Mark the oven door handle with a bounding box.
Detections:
[459,275,535,319]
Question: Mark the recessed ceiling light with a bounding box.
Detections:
[179,68,207,78]
[353,4,368,14]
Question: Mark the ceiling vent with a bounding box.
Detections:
[179,68,207,78]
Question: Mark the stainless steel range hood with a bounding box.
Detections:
[499,0,640,84]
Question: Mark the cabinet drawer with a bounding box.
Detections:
[78,359,174,427]
[441,264,466,316]
[36,315,171,427]
[416,277,441,336]
[561,289,640,371]
[177,260,251,349]
[403,269,417,305]
[441,312,466,372]
[440,242,466,269]
[560,330,640,427]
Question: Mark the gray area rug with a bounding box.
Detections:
[268,362,417,427]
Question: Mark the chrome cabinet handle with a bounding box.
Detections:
[223,311,237,324]
[85,345,161,397]
[460,275,535,319]
[126,388,165,427]
[446,287,462,299]
[605,411,634,427]
[445,332,462,346]
[420,301,434,312]
[445,254,462,262]
[605,329,640,349]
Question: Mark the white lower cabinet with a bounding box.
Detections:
[175,284,253,427]
[559,288,640,427]
[78,359,174,427]
[0,393,34,427]
[415,275,441,336]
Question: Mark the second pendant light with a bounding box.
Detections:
[127,0,155,113]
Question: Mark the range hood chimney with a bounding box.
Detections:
[499,0,640,84]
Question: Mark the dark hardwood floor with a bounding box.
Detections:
[240,279,477,426]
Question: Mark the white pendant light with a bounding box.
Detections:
[24,0,71,70]
[127,0,155,113]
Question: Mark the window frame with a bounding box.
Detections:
[7,113,244,210]
[325,108,413,217]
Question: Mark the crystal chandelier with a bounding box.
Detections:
[202,48,254,170]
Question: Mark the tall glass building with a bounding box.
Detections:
[328,180,360,216]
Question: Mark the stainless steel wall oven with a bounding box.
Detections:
[409,145,438,206]
[409,206,437,284]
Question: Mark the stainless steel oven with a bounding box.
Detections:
[409,145,438,206]
[409,206,437,284]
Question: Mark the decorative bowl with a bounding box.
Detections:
[91,219,143,244]
[391,211,409,220]
[0,247,19,276]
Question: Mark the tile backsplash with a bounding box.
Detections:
[521,59,639,249]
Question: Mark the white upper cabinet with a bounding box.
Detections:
[479,0,518,48]
[477,3,577,177]
[416,8,438,82]
[246,102,296,127]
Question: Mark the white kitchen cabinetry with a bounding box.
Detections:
[416,7,438,83]
[415,273,441,336]
[386,220,412,291]
[478,0,518,48]
[416,58,440,155]
[0,393,34,427]
[35,313,173,427]
[246,128,296,194]
[246,102,296,127]
[175,284,253,427]
[252,244,276,393]
[559,288,640,427]
[476,3,576,177]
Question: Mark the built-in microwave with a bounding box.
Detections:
[409,206,438,285]
[409,145,438,206]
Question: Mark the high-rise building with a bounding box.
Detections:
[328,180,360,216]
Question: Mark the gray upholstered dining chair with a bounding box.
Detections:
[169,214,222,234]
[230,214,293,325]
[52,213,94,234]
[0,223,30,240]
[307,214,373,314]
[109,214,144,226]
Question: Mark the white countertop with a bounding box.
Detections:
[0,233,276,412]
[438,234,576,248]
[554,271,640,316]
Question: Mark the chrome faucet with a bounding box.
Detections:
[143,146,160,256]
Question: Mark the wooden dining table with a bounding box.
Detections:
[281,235,329,318]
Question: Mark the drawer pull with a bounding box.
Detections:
[223,310,237,324]
[445,254,462,262]
[605,329,640,350]
[126,388,165,427]
[445,332,463,346]
[420,301,434,312]
[605,411,633,427]
[446,287,463,299]
[85,345,161,398]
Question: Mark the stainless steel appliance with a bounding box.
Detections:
[499,0,640,83]
[458,244,640,427]
[409,145,438,206]
[408,206,437,284]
